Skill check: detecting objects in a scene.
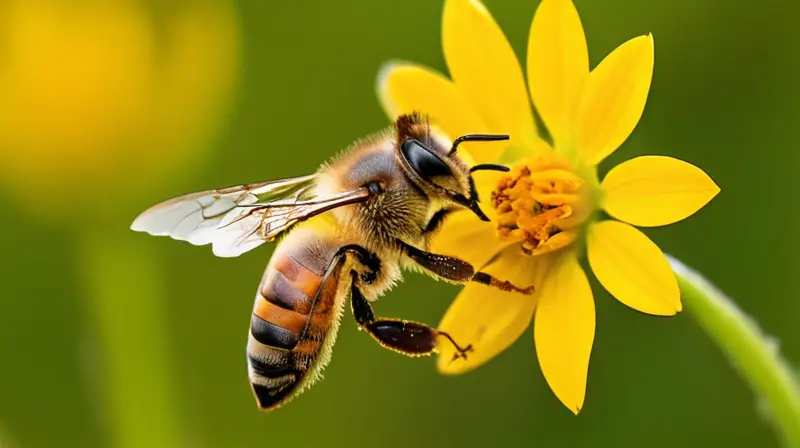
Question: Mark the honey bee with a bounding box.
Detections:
[131,113,534,410]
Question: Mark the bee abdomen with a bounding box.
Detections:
[248,234,343,410]
[251,248,331,348]
[261,253,323,314]
[247,351,300,409]
[250,313,300,349]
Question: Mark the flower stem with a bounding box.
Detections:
[81,231,182,448]
[669,256,800,447]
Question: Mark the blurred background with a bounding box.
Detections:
[0,0,797,446]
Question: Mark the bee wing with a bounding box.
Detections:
[131,174,372,258]
[211,188,371,257]
[131,175,316,248]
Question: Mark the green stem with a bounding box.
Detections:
[669,256,800,447]
[81,231,182,448]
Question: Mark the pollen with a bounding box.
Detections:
[491,156,589,256]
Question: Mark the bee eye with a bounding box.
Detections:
[400,138,451,180]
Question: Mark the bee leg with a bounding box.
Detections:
[349,271,473,360]
[334,244,381,284]
[396,239,534,295]
[470,272,535,295]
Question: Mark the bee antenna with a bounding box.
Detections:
[426,114,432,146]
[470,163,511,173]
[449,134,510,156]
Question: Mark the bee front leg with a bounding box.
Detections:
[349,271,473,361]
[395,240,534,295]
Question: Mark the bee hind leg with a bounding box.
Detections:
[349,271,473,360]
[437,331,474,362]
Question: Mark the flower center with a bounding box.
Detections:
[491,156,591,256]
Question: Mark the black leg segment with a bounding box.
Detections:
[422,208,454,235]
[350,271,375,325]
[396,239,534,295]
[366,320,439,356]
[398,239,474,282]
[349,270,472,359]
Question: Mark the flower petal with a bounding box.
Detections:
[438,249,544,374]
[534,252,594,414]
[587,220,681,315]
[576,34,655,165]
[376,62,501,162]
[527,0,589,150]
[601,156,720,227]
[430,210,507,269]
[443,0,540,152]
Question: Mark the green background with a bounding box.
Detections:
[1,0,798,446]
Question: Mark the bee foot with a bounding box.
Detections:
[449,344,474,363]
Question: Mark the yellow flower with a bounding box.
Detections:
[378,0,719,413]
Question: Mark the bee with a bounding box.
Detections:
[131,113,534,410]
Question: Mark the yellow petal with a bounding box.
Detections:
[443,0,540,152]
[438,249,544,375]
[527,0,589,150]
[587,220,681,315]
[377,62,500,162]
[576,34,654,165]
[601,156,720,227]
[430,210,507,269]
[534,252,594,414]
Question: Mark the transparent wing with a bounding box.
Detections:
[132,175,372,257]
[132,174,348,257]
[131,175,316,242]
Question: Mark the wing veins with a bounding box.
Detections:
[131,174,373,258]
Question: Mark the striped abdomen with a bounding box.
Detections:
[247,229,348,410]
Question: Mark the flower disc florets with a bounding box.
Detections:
[492,155,593,256]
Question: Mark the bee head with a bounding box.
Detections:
[393,113,509,222]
